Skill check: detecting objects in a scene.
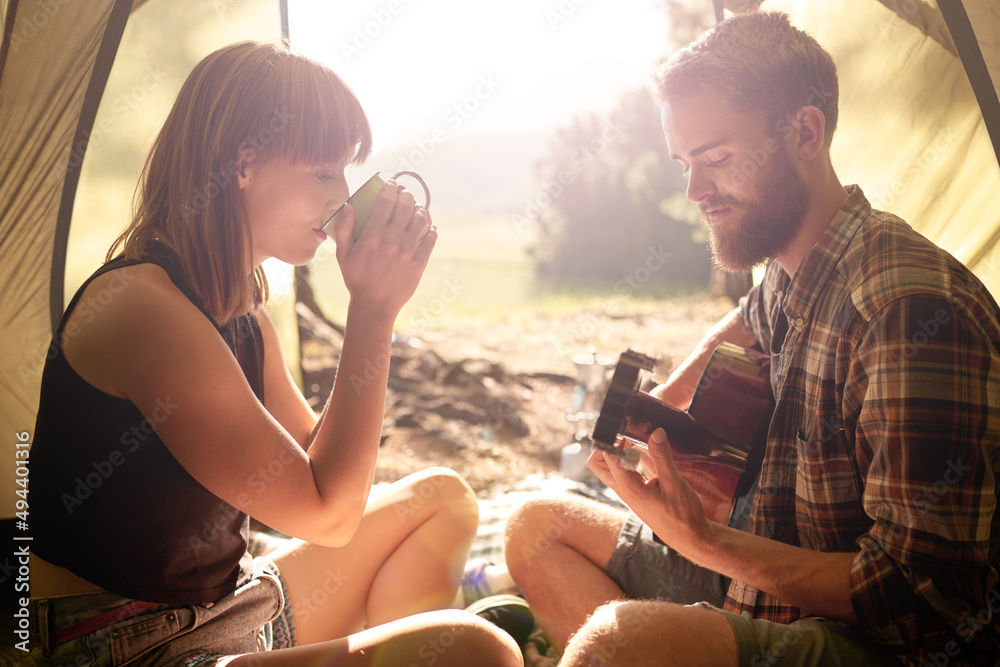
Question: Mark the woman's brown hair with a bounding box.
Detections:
[108,41,373,324]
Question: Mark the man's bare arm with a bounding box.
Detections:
[652,306,759,410]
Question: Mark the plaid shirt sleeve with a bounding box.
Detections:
[848,291,1000,654]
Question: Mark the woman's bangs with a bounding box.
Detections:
[271,60,372,167]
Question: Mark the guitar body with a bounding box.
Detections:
[592,343,773,525]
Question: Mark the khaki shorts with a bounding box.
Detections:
[608,514,903,666]
[605,513,730,606]
[30,557,295,666]
[701,602,902,667]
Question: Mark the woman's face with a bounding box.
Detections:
[239,157,350,267]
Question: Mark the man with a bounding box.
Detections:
[503,11,1000,666]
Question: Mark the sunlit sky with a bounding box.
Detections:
[289,0,671,151]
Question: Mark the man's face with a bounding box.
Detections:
[662,88,809,273]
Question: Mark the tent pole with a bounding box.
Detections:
[280,0,290,44]
[0,0,23,87]
[939,0,1000,165]
[49,0,134,331]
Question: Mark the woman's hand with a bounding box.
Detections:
[331,180,437,321]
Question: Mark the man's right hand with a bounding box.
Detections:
[589,428,712,551]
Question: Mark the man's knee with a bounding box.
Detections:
[565,600,737,666]
[504,497,578,568]
[565,600,656,666]
[505,496,625,574]
[505,497,565,539]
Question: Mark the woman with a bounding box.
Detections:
[28,41,520,667]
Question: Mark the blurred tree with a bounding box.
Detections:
[527,0,732,293]
[660,0,756,302]
[660,0,716,50]
[528,89,712,291]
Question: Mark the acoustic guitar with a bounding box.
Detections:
[591,342,773,526]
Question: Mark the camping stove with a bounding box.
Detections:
[561,349,613,481]
[566,348,614,423]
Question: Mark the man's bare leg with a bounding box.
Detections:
[503,495,628,649]
[560,600,738,667]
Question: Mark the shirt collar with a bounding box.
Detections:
[777,184,870,329]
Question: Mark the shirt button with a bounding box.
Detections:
[794,317,805,329]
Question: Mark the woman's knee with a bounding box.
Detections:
[399,467,478,520]
[228,612,521,667]
[372,611,522,667]
[432,613,522,667]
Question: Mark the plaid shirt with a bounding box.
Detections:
[734,186,1000,666]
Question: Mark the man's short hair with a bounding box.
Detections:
[654,11,839,146]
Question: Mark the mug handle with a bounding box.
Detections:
[392,171,431,211]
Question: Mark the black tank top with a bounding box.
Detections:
[31,247,263,603]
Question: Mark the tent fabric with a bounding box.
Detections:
[759,0,1000,290]
[0,0,134,506]
[1,1,999,516]
[877,0,958,55]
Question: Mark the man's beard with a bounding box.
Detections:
[704,152,810,274]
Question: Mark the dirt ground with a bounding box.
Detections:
[300,294,736,495]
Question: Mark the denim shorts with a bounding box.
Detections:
[604,512,730,606]
[30,557,295,666]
